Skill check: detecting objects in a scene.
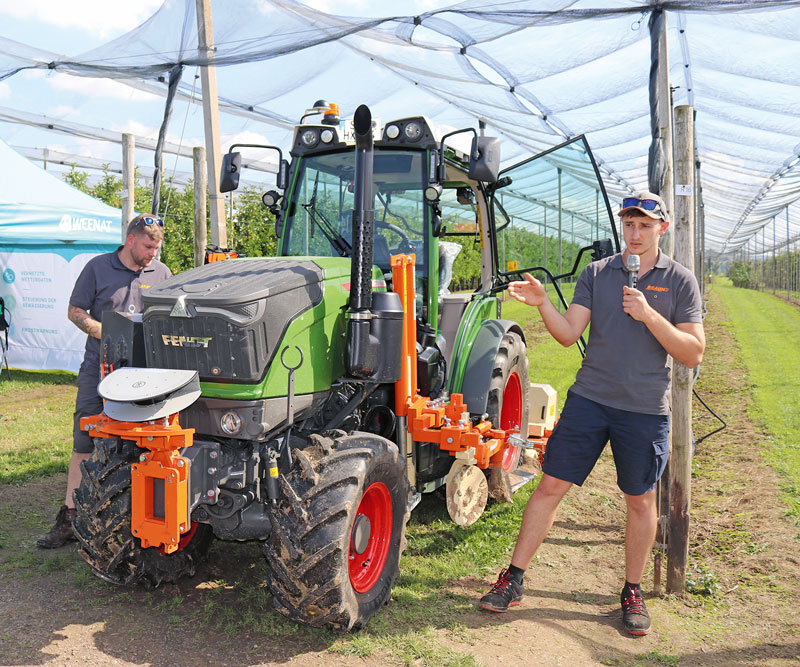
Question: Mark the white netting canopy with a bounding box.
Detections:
[1,0,799,259]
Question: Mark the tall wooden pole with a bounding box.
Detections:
[657,14,674,257]
[122,133,136,241]
[196,0,227,248]
[650,8,674,594]
[193,146,208,267]
[667,105,695,594]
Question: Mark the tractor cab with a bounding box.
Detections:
[272,108,500,332]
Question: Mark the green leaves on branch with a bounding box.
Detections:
[727,261,752,288]
[62,166,277,276]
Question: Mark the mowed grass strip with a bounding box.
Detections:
[0,370,76,484]
[713,278,800,519]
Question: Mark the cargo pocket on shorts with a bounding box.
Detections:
[647,437,670,490]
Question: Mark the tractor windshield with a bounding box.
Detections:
[282,149,428,280]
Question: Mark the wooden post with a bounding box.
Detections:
[657,15,675,257]
[122,133,136,242]
[667,105,695,595]
[193,146,208,268]
[650,9,674,594]
[196,0,227,248]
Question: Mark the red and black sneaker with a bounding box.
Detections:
[621,584,651,635]
[479,568,523,613]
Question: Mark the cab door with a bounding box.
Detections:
[489,135,619,286]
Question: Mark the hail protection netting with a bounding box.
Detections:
[0,0,799,260]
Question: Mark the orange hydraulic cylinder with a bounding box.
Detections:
[391,253,417,417]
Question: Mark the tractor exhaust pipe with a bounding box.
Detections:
[350,104,375,312]
[346,104,378,378]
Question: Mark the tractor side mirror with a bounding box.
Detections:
[220,152,241,192]
[468,136,500,183]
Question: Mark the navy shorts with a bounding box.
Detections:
[72,360,102,454]
[543,391,670,496]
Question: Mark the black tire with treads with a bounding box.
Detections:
[73,437,213,589]
[264,431,409,631]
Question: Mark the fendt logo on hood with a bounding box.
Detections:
[58,214,114,234]
[161,335,212,348]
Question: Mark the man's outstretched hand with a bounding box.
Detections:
[508,272,548,307]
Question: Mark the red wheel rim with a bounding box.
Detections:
[156,521,198,554]
[349,481,393,593]
[500,371,523,472]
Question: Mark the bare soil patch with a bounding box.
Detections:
[1,286,799,666]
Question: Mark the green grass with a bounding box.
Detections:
[713,278,800,521]
[0,368,76,394]
[0,370,76,485]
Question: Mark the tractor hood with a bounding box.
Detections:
[144,257,324,307]
[141,258,335,384]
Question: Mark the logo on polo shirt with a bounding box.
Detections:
[646,285,669,293]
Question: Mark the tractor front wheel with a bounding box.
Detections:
[487,330,530,472]
[73,437,213,588]
[264,431,410,631]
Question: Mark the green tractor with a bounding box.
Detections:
[73,103,619,630]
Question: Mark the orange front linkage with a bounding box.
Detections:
[406,393,510,469]
[390,253,516,469]
[81,413,195,554]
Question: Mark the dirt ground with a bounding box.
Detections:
[1,287,800,666]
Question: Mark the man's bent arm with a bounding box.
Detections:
[622,286,705,368]
[644,316,705,369]
[538,299,591,348]
[68,305,101,340]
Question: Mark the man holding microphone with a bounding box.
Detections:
[479,192,705,636]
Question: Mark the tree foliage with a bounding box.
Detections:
[728,261,753,288]
[63,167,276,276]
[447,225,592,292]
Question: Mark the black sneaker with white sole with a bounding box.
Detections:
[621,583,651,635]
[479,568,523,613]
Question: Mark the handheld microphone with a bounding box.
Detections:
[627,254,640,289]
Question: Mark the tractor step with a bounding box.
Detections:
[407,491,422,513]
[508,469,537,494]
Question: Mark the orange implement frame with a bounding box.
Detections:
[206,250,239,263]
[81,413,195,554]
[390,253,514,470]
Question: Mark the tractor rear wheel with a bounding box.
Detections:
[264,431,409,631]
[486,331,529,502]
[73,437,213,588]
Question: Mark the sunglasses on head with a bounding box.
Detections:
[134,214,164,228]
[622,197,661,212]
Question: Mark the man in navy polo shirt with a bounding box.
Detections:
[479,192,705,636]
[37,214,171,549]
